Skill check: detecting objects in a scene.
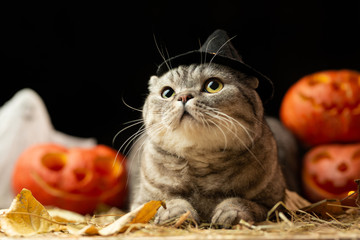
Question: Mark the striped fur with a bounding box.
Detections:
[128,63,286,225]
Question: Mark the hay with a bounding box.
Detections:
[125,190,360,239]
[122,208,360,240]
[2,190,360,239]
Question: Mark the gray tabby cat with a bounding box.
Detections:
[127,30,295,225]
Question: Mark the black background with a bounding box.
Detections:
[1,1,359,150]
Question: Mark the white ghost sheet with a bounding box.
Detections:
[0,88,96,208]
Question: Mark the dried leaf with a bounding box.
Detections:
[98,204,143,236]
[78,224,99,235]
[67,224,99,236]
[267,189,347,222]
[47,208,86,224]
[91,207,125,226]
[0,188,53,236]
[47,208,88,232]
[301,199,344,219]
[99,200,163,236]
[130,200,164,224]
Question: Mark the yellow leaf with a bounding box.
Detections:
[67,224,99,236]
[47,208,86,224]
[99,200,163,236]
[98,205,141,236]
[47,208,87,232]
[130,200,164,224]
[78,224,99,235]
[0,188,53,236]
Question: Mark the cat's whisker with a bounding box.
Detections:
[200,104,255,146]
[204,36,217,64]
[209,105,256,137]
[164,46,172,70]
[123,119,144,125]
[121,96,143,112]
[206,113,265,171]
[197,111,212,130]
[198,38,203,65]
[116,129,146,170]
[150,110,164,115]
[112,119,144,146]
[153,34,172,72]
[120,125,146,155]
[114,130,143,170]
[207,118,228,151]
[126,122,161,168]
[126,119,174,190]
[250,115,268,128]
[124,129,146,160]
[196,105,264,170]
[208,35,237,67]
[111,118,145,172]
[161,107,181,131]
[208,111,238,131]
[204,112,236,135]
[125,131,148,188]
[218,113,255,145]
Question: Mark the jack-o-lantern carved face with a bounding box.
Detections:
[12,144,127,214]
[280,70,360,146]
[302,144,360,202]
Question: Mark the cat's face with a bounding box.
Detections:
[143,63,264,154]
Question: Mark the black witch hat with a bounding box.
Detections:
[156,29,274,103]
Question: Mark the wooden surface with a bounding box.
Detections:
[1,229,360,240]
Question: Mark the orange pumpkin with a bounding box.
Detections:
[12,144,127,214]
[280,70,360,146]
[302,143,360,202]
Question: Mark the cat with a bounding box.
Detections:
[126,30,297,226]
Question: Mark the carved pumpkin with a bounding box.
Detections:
[280,70,360,146]
[302,143,360,202]
[12,144,127,214]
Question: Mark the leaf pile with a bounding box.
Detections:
[1,188,360,238]
[0,188,53,236]
[0,189,164,237]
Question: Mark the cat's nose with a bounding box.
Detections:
[177,94,194,104]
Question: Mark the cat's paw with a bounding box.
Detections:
[211,198,266,226]
[211,205,253,227]
[154,199,199,224]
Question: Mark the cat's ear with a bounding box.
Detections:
[148,76,159,92]
[245,77,259,90]
[149,76,159,86]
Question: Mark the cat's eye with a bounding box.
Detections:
[161,87,175,99]
[204,78,224,93]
